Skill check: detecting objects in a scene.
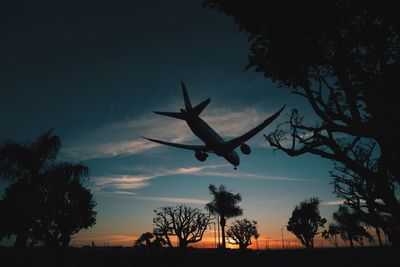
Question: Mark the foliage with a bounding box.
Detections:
[287,198,326,248]
[153,205,210,249]
[322,224,341,247]
[134,232,165,253]
[0,131,96,247]
[226,219,259,250]
[333,205,372,247]
[205,184,243,249]
[204,0,400,245]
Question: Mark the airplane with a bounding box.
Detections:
[141,81,285,170]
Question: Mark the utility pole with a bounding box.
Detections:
[281,227,285,249]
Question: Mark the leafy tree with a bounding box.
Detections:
[153,205,210,250]
[134,232,156,247]
[322,224,341,248]
[204,0,400,245]
[226,219,259,250]
[205,184,243,249]
[333,205,372,248]
[0,131,96,248]
[134,232,165,253]
[287,198,326,249]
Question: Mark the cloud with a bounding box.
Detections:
[91,164,310,198]
[63,107,277,160]
[321,200,345,206]
[133,196,208,205]
[91,164,226,196]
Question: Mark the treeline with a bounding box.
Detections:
[0,131,96,248]
[135,185,259,251]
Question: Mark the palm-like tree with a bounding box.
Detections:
[0,131,96,248]
[205,184,243,249]
[0,131,61,247]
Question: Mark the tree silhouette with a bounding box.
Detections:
[204,0,400,245]
[322,224,341,248]
[333,205,372,248]
[134,231,165,254]
[0,131,96,248]
[226,219,259,250]
[331,158,391,247]
[153,205,210,250]
[205,184,243,250]
[287,198,326,249]
[135,232,156,247]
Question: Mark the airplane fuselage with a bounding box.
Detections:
[144,81,284,169]
[185,115,240,167]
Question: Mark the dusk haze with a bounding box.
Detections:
[1,1,398,266]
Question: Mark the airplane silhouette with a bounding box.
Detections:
[142,81,285,169]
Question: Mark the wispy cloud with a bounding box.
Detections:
[91,164,226,196]
[63,107,276,160]
[91,164,311,197]
[321,200,345,206]
[133,196,208,205]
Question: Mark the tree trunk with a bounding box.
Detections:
[375,227,383,247]
[220,216,226,249]
[348,232,354,248]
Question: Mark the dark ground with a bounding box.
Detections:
[0,246,397,267]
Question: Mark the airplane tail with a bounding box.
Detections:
[181,80,210,117]
[153,111,187,120]
[181,80,192,111]
[154,81,210,120]
[192,98,210,117]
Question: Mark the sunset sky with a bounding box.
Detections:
[1,0,344,248]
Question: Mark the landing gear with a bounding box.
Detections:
[234,166,237,170]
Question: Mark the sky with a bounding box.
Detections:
[1,0,344,248]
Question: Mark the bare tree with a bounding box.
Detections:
[226,219,259,250]
[153,205,210,250]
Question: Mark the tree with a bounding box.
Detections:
[153,205,210,250]
[134,232,165,253]
[333,205,372,248]
[287,198,326,249]
[226,219,259,250]
[0,131,96,248]
[204,1,400,245]
[205,184,243,249]
[322,224,341,248]
[134,232,155,247]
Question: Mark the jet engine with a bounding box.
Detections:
[195,150,208,162]
[240,143,251,155]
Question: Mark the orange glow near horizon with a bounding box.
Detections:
[71,230,349,249]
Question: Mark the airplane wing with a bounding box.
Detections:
[140,136,209,151]
[225,105,285,150]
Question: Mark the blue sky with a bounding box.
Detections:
[1,0,343,247]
